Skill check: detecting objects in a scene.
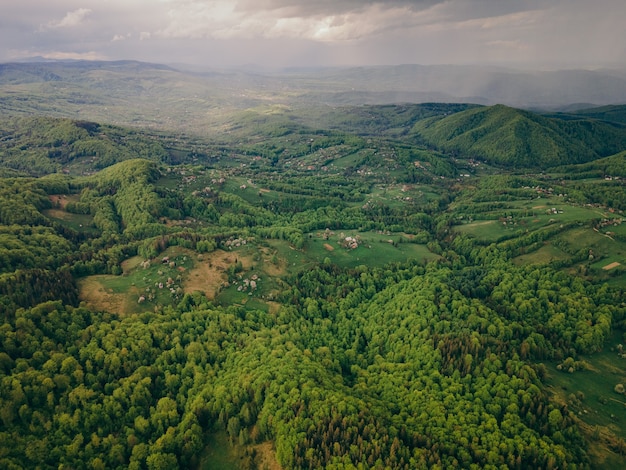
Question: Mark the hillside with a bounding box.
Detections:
[290,103,480,137]
[562,104,626,125]
[0,116,175,176]
[2,101,626,469]
[2,61,626,137]
[555,150,626,178]
[413,104,626,168]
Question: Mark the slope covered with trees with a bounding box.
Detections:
[0,116,177,176]
[413,104,626,168]
[1,101,626,469]
[2,254,618,469]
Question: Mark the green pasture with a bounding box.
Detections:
[304,230,438,269]
[610,223,626,237]
[512,243,570,266]
[43,204,97,234]
[544,333,626,467]
[266,239,316,272]
[213,241,287,309]
[262,232,438,274]
[559,227,626,265]
[454,220,517,241]
[221,176,251,193]
[215,288,254,308]
[366,184,440,209]
[234,182,283,206]
[97,248,194,310]
[324,148,369,169]
[455,198,614,243]
[457,195,608,221]
[199,432,241,470]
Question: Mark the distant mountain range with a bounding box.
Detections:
[1,60,626,119]
[283,64,626,109]
[3,60,626,170]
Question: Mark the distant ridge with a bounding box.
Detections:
[413,104,626,168]
[2,60,626,109]
[2,60,626,136]
[0,60,176,85]
[558,104,626,125]
[287,64,626,109]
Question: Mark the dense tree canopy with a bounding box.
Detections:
[2,103,626,469]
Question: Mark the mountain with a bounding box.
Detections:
[413,104,626,168]
[2,61,626,137]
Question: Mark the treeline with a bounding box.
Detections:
[2,108,626,469]
[0,270,78,320]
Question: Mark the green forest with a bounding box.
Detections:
[2,95,626,470]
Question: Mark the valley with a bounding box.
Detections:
[1,61,626,469]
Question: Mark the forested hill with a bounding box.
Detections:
[3,98,626,469]
[0,116,190,176]
[554,150,626,178]
[558,105,626,125]
[413,104,626,168]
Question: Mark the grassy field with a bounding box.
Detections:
[559,226,626,282]
[43,194,97,234]
[78,245,263,314]
[512,243,570,265]
[367,183,440,209]
[197,432,281,470]
[311,148,372,170]
[78,247,195,314]
[304,230,438,268]
[454,220,504,241]
[77,238,290,314]
[543,331,626,468]
[455,197,619,243]
[198,432,241,470]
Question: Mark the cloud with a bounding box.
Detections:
[26,51,109,60]
[1,0,625,68]
[153,1,447,41]
[150,1,550,44]
[45,8,92,30]
[484,40,529,52]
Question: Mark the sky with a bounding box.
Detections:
[1,0,625,69]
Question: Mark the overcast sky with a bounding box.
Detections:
[1,0,624,69]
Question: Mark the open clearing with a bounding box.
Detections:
[49,194,79,209]
[544,332,626,468]
[78,276,139,315]
[44,208,73,221]
[79,244,288,313]
[512,243,570,266]
[199,432,281,470]
[185,249,255,298]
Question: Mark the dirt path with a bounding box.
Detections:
[603,261,621,271]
